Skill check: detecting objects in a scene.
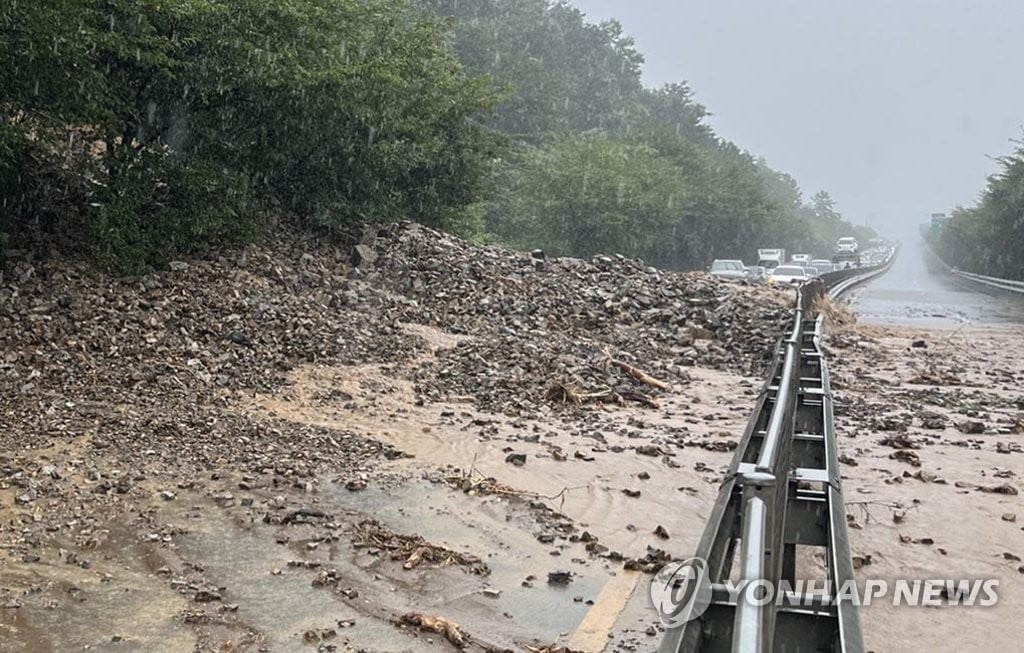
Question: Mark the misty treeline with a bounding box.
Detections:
[933,137,1024,280]
[1,0,869,274]
[421,0,873,267]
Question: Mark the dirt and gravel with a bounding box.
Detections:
[2,224,1020,652]
[822,308,1024,652]
[0,224,793,652]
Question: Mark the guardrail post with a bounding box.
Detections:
[731,471,776,653]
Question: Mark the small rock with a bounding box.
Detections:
[351,244,378,268]
[547,571,572,586]
[344,479,367,492]
[958,420,986,435]
[505,453,527,466]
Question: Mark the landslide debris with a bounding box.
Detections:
[351,518,490,575]
[362,222,792,413]
[0,222,792,554]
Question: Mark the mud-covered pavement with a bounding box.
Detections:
[824,319,1024,651]
[825,249,1024,651]
[2,228,1022,652]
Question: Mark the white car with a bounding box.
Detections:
[835,237,858,254]
[768,265,810,286]
[791,253,811,265]
[810,259,834,274]
[709,259,749,281]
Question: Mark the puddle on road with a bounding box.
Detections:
[172,512,417,652]
[0,523,192,652]
[2,477,609,652]
[325,482,603,640]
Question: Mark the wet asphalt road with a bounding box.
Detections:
[848,242,1024,327]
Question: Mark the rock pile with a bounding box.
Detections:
[360,222,793,413]
[0,235,410,541]
[0,222,794,517]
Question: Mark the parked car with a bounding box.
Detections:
[810,259,834,274]
[791,253,811,265]
[709,259,749,281]
[745,265,767,283]
[767,265,810,286]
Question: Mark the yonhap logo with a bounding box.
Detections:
[649,561,1000,629]
[649,558,713,628]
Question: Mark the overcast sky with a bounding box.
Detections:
[571,0,1024,239]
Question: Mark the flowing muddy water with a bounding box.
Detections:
[233,324,768,649]
[830,249,1024,650]
[824,323,1024,652]
[0,478,607,651]
[2,321,767,651]
[240,359,757,557]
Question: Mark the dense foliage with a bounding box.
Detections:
[1,0,500,272]
[934,138,1024,280]
[3,0,870,273]
[418,0,873,267]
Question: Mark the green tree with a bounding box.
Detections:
[2,0,503,272]
[489,133,686,263]
[811,191,840,222]
[416,0,644,137]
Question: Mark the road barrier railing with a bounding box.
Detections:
[659,251,896,653]
[922,242,1024,296]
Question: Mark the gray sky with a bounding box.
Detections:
[571,0,1024,239]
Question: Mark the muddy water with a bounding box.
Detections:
[2,321,770,652]
[0,480,610,652]
[325,482,604,641]
[0,521,193,651]
[237,340,765,649]
[849,242,1024,326]
[243,361,756,558]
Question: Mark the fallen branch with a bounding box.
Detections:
[603,349,671,390]
[352,519,489,575]
[845,499,917,525]
[616,389,660,409]
[399,613,467,648]
[544,379,611,404]
[544,379,658,409]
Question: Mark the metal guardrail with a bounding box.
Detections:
[949,269,1024,294]
[821,249,899,299]
[659,252,896,653]
[922,242,1024,295]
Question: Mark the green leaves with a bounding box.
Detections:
[487,132,687,263]
[2,0,503,272]
[417,0,868,268]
